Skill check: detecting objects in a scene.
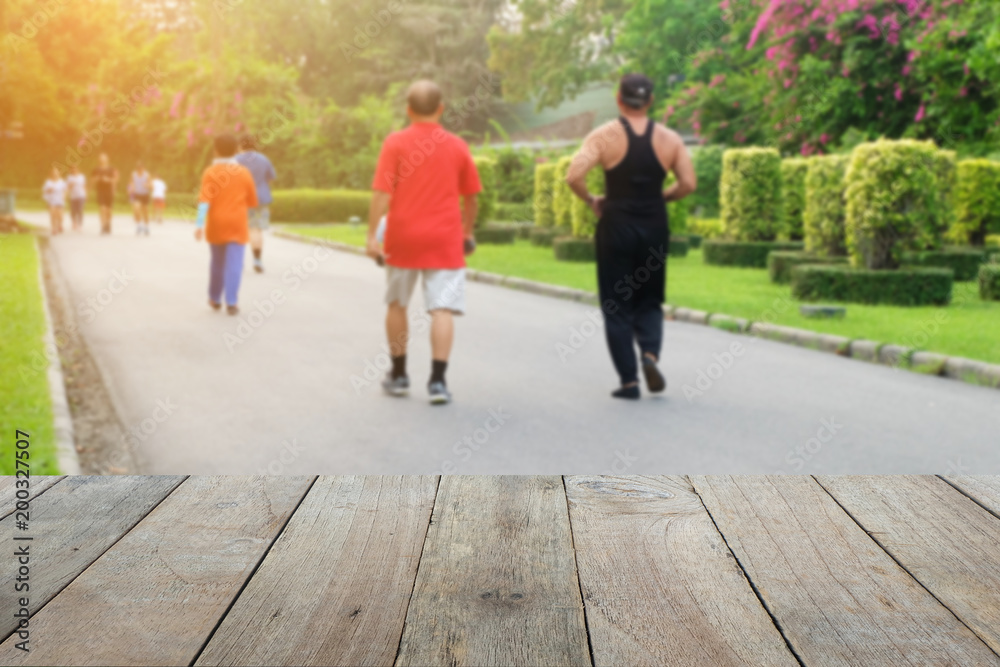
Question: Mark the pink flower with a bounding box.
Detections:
[959,87,968,97]
[894,84,904,101]
[169,92,184,119]
[820,133,830,144]
[915,105,926,122]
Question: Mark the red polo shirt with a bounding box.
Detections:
[372,122,481,269]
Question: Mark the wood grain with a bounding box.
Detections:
[565,475,797,667]
[0,476,184,642]
[692,475,999,666]
[819,475,1000,656]
[394,476,590,667]
[0,476,65,520]
[0,475,314,666]
[943,475,1000,517]
[196,475,438,667]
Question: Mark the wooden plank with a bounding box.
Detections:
[395,476,590,667]
[944,475,1000,517]
[196,476,438,667]
[0,476,184,642]
[819,475,1000,656]
[692,475,999,666]
[565,475,797,667]
[0,475,314,666]
[0,476,65,520]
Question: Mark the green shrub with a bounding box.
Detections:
[493,147,536,203]
[933,149,957,244]
[703,241,804,268]
[988,234,1000,248]
[553,236,596,262]
[781,158,810,240]
[844,139,948,269]
[803,154,850,257]
[904,247,986,282]
[768,251,849,284]
[570,168,604,238]
[720,147,784,241]
[494,201,532,222]
[688,218,725,239]
[270,189,371,223]
[473,156,498,227]
[475,223,518,245]
[791,265,953,306]
[670,236,690,258]
[529,226,562,247]
[552,156,574,230]
[687,233,703,249]
[980,264,1000,301]
[951,159,1000,246]
[532,162,558,228]
[691,144,724,217]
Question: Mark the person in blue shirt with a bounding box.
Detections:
[236,134,277,273]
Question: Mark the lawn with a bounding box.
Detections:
[0,233,59,474]
[283,224,1000,365]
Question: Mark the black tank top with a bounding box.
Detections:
[602,117,668,223]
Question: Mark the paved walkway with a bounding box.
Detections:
[23,211,1000,474]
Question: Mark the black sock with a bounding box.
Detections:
[391,354,407,379]
[430,359,448,385]
[253,248,262,260]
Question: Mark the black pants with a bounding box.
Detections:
[595,216,668,385]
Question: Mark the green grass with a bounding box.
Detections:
[0,233,59,474]
[283,224,1000,365]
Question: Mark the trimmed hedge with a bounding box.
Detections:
[530,226,562,247]
[933,149,958,242]
[690,144,724,217]
[803,154,849,257]
[476,224,518,245]
[720,147,784,241]
[473,156,498,227]
[533,162,558,228]
[687,233,703,249]
[844,139,948,269]
[904,247,986,282]
[570,168,604,238]
[980,265,1000,301]
[670,236,690,258]
[703,240,805,268]
[791,265,953,306]
[552,156,574,230]
[270,189,371,223]
[553,236,596,262]
[952,159,1000,246]
[781,157,810,240]
[768,251,849,284]
[688,217,725,239]
[495,201,531,222]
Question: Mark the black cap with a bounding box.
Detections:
[619,73,654,109]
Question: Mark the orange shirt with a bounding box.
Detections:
[198,160,258,245]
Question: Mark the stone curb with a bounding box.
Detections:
[275,229,1000,391]
[35,237,81,475]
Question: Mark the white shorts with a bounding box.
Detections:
[385,267,466,314]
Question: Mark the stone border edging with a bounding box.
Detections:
[35,236,81,474]
[274,229,1000,391]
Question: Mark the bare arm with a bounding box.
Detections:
[366,190,390,259]
[462,194,478,238]
[566,130,605,204]
[663,134,696,202]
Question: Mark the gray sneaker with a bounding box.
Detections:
[428,381,451,405]
[382,374,410,397]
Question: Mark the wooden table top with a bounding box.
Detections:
[2,475,999,666]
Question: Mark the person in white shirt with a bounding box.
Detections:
[66,165,87,231]
[151,174,167,224]
[42,167,68,235]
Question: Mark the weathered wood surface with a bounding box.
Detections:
[395,476,591,667]
[565,475,798,667]
[0,476,64,520]
[197,476,438,667]
[0,476,314,666]
[819,475,1000,656]
[944,475,1000,517]
[0,476,184,642]
[692,475,1000,666]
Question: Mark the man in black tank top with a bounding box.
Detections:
[567,73,696,399]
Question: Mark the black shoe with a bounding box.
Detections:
[209,300,222,311]
[226,305,239,316]
[642,356,666,393]
[612,385,641,400]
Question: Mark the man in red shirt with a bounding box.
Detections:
[367,80,482,405]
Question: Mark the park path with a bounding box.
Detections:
[21,211,1000,475]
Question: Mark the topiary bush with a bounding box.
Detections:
[688,218,725,239]
[951,159,1000,246]
[270,189,372,223]
[687,233,703,249]
[720,147,784,241]
[844,139,948,269]
[670,236,690,257]
[703,241,804,268]
[932,149,958,246]
[690,144,724,218]
[475,223,518,245]
[473,156,498,227]
[553,236,596,262]
[530,226,562,247]
[552,156,574,230]
[570,168,604,238]
[904,247,987,282]
[980,265,1000,301]
[803,154,850,257]
[781,158,810,240]
[532,162,558,228]
[791,265,953,306]
[768,251,849,284]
